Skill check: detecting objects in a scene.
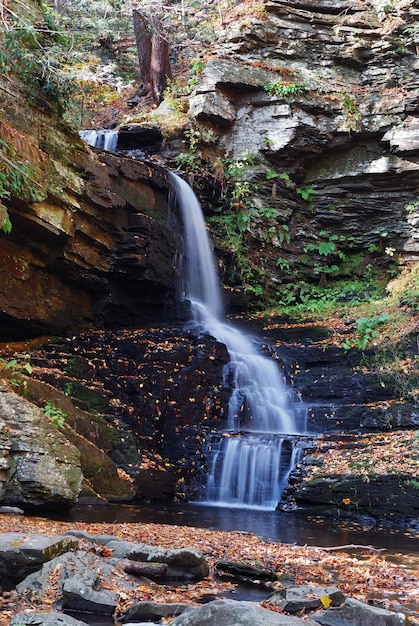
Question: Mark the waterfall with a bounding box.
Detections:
[170,172,306,510]
[79,129,118,152]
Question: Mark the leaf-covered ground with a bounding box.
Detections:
[0,515,418,624]
[308,430,419,480]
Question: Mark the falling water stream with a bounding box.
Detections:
[170,173,307,510]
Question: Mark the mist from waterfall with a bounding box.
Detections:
[170,172,306,510]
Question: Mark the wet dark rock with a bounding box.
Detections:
[117,123,163,151]
[120,600,191,623]
[283,458,419,522]
[28,327,230,501]
[215,560,277,582]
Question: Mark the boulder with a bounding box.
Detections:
[16,550,139,615]
[62,532,209,581]
[0,390,82,511]
[170,599,319,625]
[9,613,88,625]
[312,597,406,625]
[0,533,78,589]
[266,585,345,613]
[62,576,119,615]
[105,539,210,581]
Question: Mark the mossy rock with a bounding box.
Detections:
[63,425,134,502]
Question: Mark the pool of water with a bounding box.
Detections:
[56,501,419,554]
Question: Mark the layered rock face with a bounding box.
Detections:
[0,85,176,338]
[185,0,419,292]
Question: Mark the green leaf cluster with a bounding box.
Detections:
[356,313,391,349]
[0,0,75,113]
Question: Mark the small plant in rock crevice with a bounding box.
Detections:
[0,358,33,395]
[41,401,67,428]
[264,81,309,98]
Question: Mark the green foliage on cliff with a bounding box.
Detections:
[0,0,75,113]
[0,137,45,233]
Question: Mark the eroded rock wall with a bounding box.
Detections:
[0,80,177,338]
[184,0,419,295]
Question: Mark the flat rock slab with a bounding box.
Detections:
[103,538,210,581]
[9,613,88,625]
[312,598,406,626]
[0,533,78,589]
[170,599,319,625]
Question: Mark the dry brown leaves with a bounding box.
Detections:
[310,430,419,480]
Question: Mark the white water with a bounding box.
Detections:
[79,129,118,152]
[170,172,305,510]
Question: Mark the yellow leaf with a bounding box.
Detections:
[320,595,332,608]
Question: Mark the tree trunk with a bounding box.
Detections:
[132,8,152,91]
[132,8,171,105]
[150,30,171,104]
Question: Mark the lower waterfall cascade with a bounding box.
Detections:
[170,172,307,510]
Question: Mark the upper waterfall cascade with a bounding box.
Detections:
[170,172,307,510]
[79,129,118,152]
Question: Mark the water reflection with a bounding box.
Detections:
[55,502,419,554]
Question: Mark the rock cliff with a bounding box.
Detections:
[0,82,176,338]
[138,0,419,305]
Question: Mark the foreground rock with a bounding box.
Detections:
[312,597,407,626]
[170,599,319,625]
[14,533,210,617]
[9,614,88,625]
[120,600,191,623]
[266,585,345,613]
[17,550,142,615]
[64,531,210,581]
[0,533,78,589]
[0,389,82,511]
